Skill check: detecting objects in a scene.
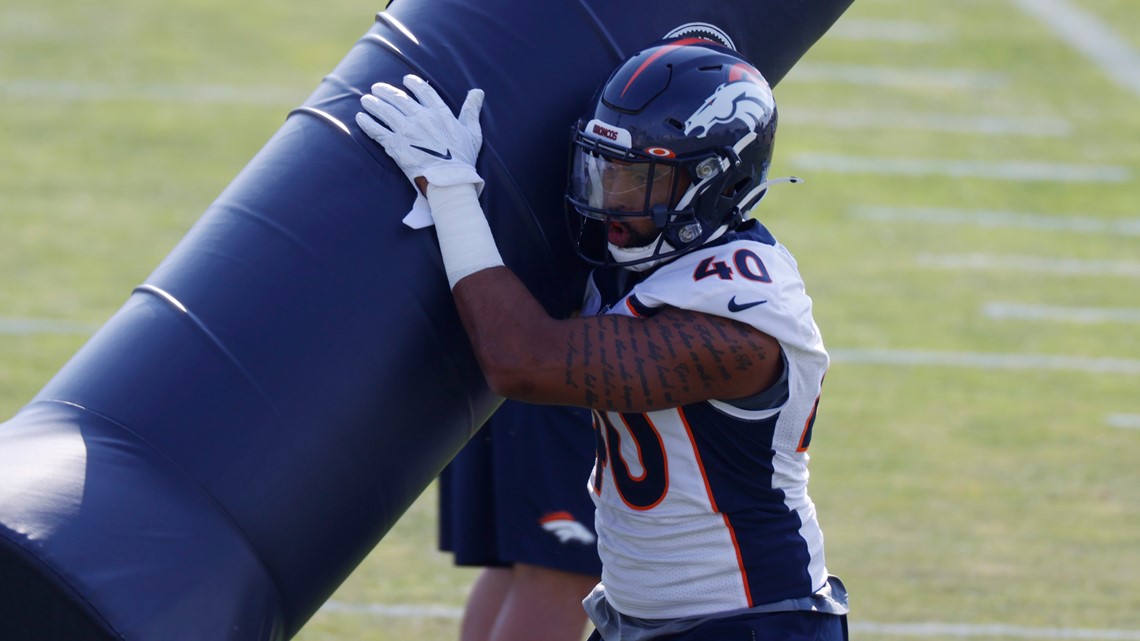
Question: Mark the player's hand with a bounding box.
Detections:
[356,74,484,194]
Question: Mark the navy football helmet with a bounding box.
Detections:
[566,38,781,269]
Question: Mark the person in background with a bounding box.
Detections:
[439,400,600,641]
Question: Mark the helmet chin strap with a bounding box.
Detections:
[608,237,677,272]
[610,175,801,271]
[603,164,801,273]
[610,224,730,272]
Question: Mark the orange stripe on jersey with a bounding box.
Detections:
[681,408,753,604]
[624,294,660,318]
[721,512,755,607]
[624,297,643,317]
[678,408,718,513]
[797,374,826,452]
[796,395,820,453]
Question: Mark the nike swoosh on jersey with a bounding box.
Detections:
[727,296,767,312]
[410,144,453,160]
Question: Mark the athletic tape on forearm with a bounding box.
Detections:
[425,182,505,289]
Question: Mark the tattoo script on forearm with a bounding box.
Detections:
[563,308,776,413]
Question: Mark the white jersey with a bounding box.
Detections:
[580,220,832,619]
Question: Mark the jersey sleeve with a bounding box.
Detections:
[620,238,827,358]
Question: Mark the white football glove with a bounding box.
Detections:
[356,74,485,196]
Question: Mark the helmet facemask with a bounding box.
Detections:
[566,131,736,270]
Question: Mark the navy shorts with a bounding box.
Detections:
[587,610,848,641]
[439,400,601,577]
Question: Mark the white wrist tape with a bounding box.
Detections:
[425,182,505,289]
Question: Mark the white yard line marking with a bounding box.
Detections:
[785,110,1070,136]
[915,253,1140,278]
[852,621,1140,639]
[1,76,1062,135]
[0,317,98,335]
[786,63,1007,90]
[319,601,462,619]
[1107,414,1140,429]
[850,206,1140,235]
[317,601,1140,639]
[984,303,1140,325]
[1011,0,1140,99]
[0,79,308,105]
[791,153,1131,182]
[10,317,1138,374]
[829,18,951,43]
[830,348,1140,375]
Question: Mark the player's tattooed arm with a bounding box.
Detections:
[452,267,782,412]
[559,307,780,411]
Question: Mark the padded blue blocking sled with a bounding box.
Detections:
[0,1,852,639]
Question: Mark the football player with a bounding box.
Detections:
[358,36,848,641]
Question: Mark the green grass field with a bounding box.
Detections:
[2,0,1138,639]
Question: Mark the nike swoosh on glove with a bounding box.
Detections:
[357,75,485,229]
